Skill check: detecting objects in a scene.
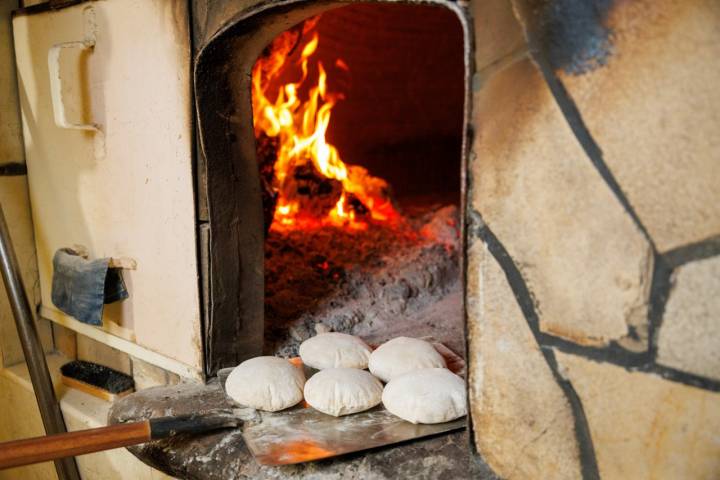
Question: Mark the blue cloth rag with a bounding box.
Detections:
[51,248,129,326]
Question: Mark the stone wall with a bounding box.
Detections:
[466,0,720,478]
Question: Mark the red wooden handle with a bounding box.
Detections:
[0,421,151,470]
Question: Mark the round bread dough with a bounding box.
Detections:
[225,356,305,412]
[382,368,467,424]
[368,337,446,382]
[299,332,372,370]
[304,368,383,416]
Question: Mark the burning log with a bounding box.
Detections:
[251,19,401,230]
[345,193,369,218]
[279,161,343,219]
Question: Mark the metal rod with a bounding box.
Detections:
[0,202,81,480]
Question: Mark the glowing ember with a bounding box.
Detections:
[252,19,400,231]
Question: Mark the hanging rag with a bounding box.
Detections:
[51,248,129,326]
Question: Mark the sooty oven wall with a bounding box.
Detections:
[194,0,471,376]
[306,4,465,201]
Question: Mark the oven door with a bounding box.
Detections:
[12,0,203,378]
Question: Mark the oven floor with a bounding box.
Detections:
[265,204,464,358]
[109,379,470,479]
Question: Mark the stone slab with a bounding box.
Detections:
[556,351,720,479]
[657,256,720,381]
[558,0,720,252]
[470,58,652,347]
[466,240,581,479]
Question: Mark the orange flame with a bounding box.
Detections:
[252,21,399,231]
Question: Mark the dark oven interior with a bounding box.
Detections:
[195,1,467,375]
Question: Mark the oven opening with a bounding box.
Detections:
[254,4,465,357]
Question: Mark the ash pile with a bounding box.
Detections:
[264,204,463,357]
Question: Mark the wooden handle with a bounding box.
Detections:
[0,421,150,470]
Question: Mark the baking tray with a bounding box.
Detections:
[218,338,466,466]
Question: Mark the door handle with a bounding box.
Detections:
[47,39,98,132]
[46,5,104,158]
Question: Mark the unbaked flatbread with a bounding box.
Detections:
[304,368,383,416]
[382,368,467,424]
[299,332,372,370]
[225,356,305,412]
[368,336,446,382]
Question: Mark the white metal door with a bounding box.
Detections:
[13,0,202,378]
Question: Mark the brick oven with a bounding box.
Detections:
[6,0,720,478]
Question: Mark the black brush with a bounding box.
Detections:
[60,360,135,401]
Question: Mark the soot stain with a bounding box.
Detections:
[529,0,615,75]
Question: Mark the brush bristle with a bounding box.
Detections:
[61,360,134,394]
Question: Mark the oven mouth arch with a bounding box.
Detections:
[194,0,474,376]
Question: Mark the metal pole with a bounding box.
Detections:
[0,202,81,480]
